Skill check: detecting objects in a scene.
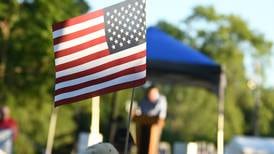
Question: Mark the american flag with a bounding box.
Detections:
[52,0,146,106]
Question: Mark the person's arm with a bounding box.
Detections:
[159,96,167,120]
[133,100,144,117]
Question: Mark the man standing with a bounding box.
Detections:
[140,85,167,121]
[138,85,167,154]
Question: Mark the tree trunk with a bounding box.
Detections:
[0,21,10,102]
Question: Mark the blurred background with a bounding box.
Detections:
[0,0,273,153]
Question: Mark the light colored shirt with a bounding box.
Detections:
[139,95,167,119]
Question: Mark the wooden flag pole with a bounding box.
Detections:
[45,107,58,154]
[88,96,103,146]
[124,88,135,154]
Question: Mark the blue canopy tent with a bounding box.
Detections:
[146,27,226,154]
[147,27,222,93]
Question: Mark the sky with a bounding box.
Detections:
[86,0,274,87]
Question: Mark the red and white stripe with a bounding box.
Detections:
[52,10,146,106]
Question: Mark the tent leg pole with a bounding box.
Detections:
[217,110,224,154]
[217,72,226,154]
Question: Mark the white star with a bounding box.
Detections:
[129,12,133,17]
[114,39,119,44]
[111,23,115,27]
[120,29,124,33]
[122,37,126,41]
[114,18,118,22]
[142,34,145,39]
[117,34,121,38]
[111,15,114,19]
[126,18,130,22]
[138,32,142,36]
[112,45,116,49]
[139,18,143,22]
[141,26,145,30]
[122,15,125,19]
[125,9,128,14]
[133,29,137,33]
[123,23,127,28]
[109,37,113,41]
[115,26,119,30]
[128,26,132,30]
[135,1,139,6]
[131,21,135,25]
[127,40,131,44]
[121,7,125,11]
[125,31,129,36]
[137,10,140,14]
[136,23,140,28]
[108,29,112,33]
[128,4,132,9]
[140,5,143,9]
[142,13,145,17]
[130,34,134,39]
[118,21,122,25]
[106,12,110,16]
[119,42,123,47]
[132,7,136,11]
[114,9,117,14]
[134,15,138,20]
[118,12,121,16]
[112,31,116,35]
[135,37,139,41]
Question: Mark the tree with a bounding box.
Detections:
[157,6,272,142]
[1,1,274,153]
[0,0,89,153]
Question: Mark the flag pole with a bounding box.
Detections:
[88,96,103,146]
[45,107,58,154]
[124,88,135,154]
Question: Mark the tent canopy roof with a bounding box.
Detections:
[147,27,218,66]
[146,27,222,92]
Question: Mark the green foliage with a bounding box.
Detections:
[259,89,274,136]
[1,1,274,153]
[0,0,89,153]
[157,21,185,40]
[157,6,273,143]
[163,86,217,142]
